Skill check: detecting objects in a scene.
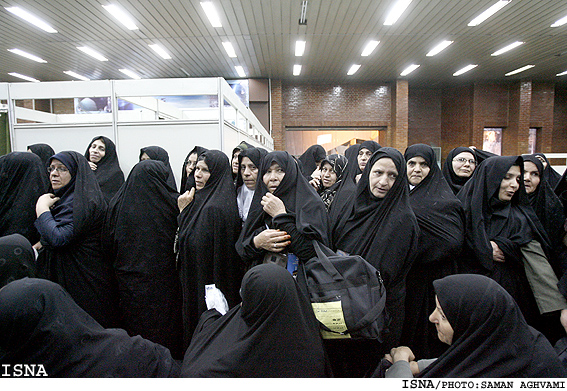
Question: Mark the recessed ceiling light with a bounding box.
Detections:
[293,65,302,76]
[149,44,172,59]
[400,64,420,76]
[5,7,57,33]
[426,40,453,56]
[64,71,90,81]
[77,47,109,62]
[119,69,141,79]
[384,0,412,25]
[102,4,138,30]
[453,64,478,76]
[491,41,524,56]
[551,14,567,27]
[347,64,361,75]
[7,48,47,63]
[468,1,511,27]
[557,70,567,76]
[200,2,222,28]
[235,66,246,78]
[361,41,380,57]
[8,72,40,82]
[295,41,306,56]
[505,64,534,76]
[222,42,237,58]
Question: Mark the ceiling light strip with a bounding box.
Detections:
[64,71,90,81]
[505,64,534,76]
[8,72,40,82]
[347,64,361,75]
[77,47,109,61]
[361,41,380,57]
[102,4,138,30]
[7,48,47,63]
[453,64,478,76]
[235,66,246,77]
[119,69,141,79]
[400,64,420,76]
[201,2,222,28]
[491,41,524,56]
[222,42,237,58]
[468,1,511,27]
[551,15,567,27]
[5,7,58,33]
[295,41,306,56]
[426,40,453,56]
[384,0,412,26]
[293,65,302,76]
[149,44,172,59]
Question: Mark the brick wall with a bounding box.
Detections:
[441,85,473,159]
[531,82,555,153]
[554,85,567,153]
[408,87,442,148]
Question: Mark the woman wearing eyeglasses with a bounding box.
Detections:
[442,147,477,195]
[34,151,120,329]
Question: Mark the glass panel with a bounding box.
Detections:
[116,95,219,122]
[223,99,237,127]
[528,128,537,154]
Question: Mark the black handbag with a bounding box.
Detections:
[297,240,388,340]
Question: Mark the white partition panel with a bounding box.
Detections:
[0,83,8,100]
[9,80,112,99]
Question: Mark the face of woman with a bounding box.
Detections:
[523,161,541,194]
[185,152,198,177]
[357,148,373,172]
[194,160,211,190]
[263,162,285,193]
[429,296,454,345]
[498,165,521,202]
[140,152,150,161]
[88,139,106,163]
[406,156,430,186]
[240,156,258,190]
[320,162,337,188]
[232,151,241,175]
[451,152,476,178]
[369,158,398,198]
[48,159,72,190]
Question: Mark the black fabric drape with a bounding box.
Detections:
[36,151,119,328]
[84,136,124,203]
[180,146,208,193]
[317,153,348,211]
[181,263,332,377]
[0,233,36,289]
[0,152,48,244]
[442,147,476,195]
[0,278,180,377]
[417,274,566,378]
[140,146,177,190]
[298,144,326,179]
[235,151,329,267]
[104,160,183,359]
[177,150,243,350]
[400,144,465,358]
[533,152,562,189]
[27,143,55,168]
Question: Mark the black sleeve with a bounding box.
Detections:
[272,213,316,262]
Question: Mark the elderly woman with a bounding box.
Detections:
[442,147,477,195]
[310,154,348,212]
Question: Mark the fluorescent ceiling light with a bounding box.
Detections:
[102,4,138,30]
[222,42,237,58]
[384,0,412,25]
[235,66,246,78]
[453,64,478,76]
[491,41,524,56]
[505,64,534,76]
[293,64,302,76]
[299,0,308,25]
[77,47,109,61]
[426,40,453,56]
[347,64,361,75]
[200,2,222,27]
[64,71,90,81]
[551,15,567,27]
[8,72,40,82]
[295,41,306,56]
[119,69,141,79]
[7,48,47,63]
[149,44,172,59]
[5,7,57,33]
[400,64,420,76]
[468,1,511,27]
[557,70,567,76]
[361,40,380,56]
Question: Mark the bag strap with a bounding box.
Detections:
[312,240,343,282]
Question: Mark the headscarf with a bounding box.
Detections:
[231,141,253,181]
[298,144,326,179]
[317,154,348,211]
[533,152,562,189]
[236,147,269,222]
[180,145,208,193]
[46,152,80,228]
[418,274,567,378]
[181,263,331,377]
[84,136,125,203]
[442,147,476,195]
[0,234,36,290]
[0,278,180,377]
[0,152,48,244]
[27,143,55,168]
[139,146,176,189]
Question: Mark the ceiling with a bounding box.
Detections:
[1,0,567,87]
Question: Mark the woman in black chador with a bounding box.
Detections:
[27,143,55,168]
[0,233,36,289]
[177,150,243,349]
[235,146,268,223]
[235,151,329,271]
[298,144,326,179]
[0,152,48,245]
[180,145,208,193]
[84,135,125,203]
[34,151,119,328]
[442,147,477,195]
[400,144,465,359]
[104,159,183,359]
[140,145,177,190]
[181,263,332,377]
[310,153,348,212]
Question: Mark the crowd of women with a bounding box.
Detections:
[1,135,567,378]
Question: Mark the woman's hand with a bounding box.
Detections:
[178,188,195,212]
[253,229,291,252]
[36,193,60,217]
[309,177,320,189]
[560,309,567,334]
[491,241,505,262]
[261,193,287,217]
[88,161,97,171]
[389,346,415,363]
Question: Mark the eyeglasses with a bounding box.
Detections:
[47,166,69,174]
[453,158,476,165]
